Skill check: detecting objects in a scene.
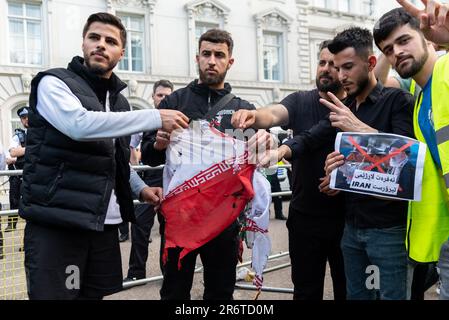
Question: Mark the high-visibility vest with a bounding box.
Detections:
[433,54,449,194]
[407,54,449,263]
[409,79,416,96]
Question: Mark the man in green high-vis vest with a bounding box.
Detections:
[375,0,449,300]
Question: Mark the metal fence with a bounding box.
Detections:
[0,165,292,300]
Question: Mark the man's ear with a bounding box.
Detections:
[227,57,234,70]
[367,55,377,72]
[119,48,125,61]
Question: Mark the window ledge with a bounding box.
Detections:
[308,6,375,22]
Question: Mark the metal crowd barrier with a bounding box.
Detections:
[0,216,25,300]
[0,164,293,299]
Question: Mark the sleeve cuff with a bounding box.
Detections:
[282,138,301,160]
[129,167,147,198]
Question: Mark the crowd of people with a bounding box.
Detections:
[1,0,448,301]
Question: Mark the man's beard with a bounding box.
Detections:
[316,74,343,94]
[84,53,116,76]
[397,50,428,79]
[346,72,370,99]
[198,67,227,86]
[395,37,429,79]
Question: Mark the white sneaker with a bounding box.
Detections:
[436,281,441,295]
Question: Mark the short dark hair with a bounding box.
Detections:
[82,12,127,48]
[198,29,234,55]
[319,39,333,52]
[153,79,174,94]
[317,40,332,58]
[373,8,421,50]
[328,27,374,58]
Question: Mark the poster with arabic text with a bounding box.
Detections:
[330,132,426,201]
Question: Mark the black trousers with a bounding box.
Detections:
[118,221,129,236]
[24,222,122,300]
[160,221,240,300]
[127,203,164,279]
[411,262,439,300]
[8,175,21,227]
[287,208,346,300]
[268,173,283,216]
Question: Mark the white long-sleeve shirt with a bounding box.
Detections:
[36,75,162,224]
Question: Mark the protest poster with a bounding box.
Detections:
[329,132,427,201]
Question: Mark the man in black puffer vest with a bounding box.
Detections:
[20,12,188,300]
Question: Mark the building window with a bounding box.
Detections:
[8,2,42,65]
[363,0,374,16]
[263,32,282,81]
[314,0,331,8]
[338,0,350,13]
[309,39,322,82]
[117,14,144,72]
[195,22,219,52]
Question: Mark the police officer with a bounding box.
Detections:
[6,106,29,232]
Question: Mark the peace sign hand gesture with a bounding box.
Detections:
[319,92,377,133]
[397,0,449,47]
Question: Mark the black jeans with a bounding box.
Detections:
[287,208,346,300]
[160,221,240,300]
[127,203,164,279]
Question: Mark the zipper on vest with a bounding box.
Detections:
[47,162,65,199]
[102,179,110,202]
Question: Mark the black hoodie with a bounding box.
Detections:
[141,80,255,167]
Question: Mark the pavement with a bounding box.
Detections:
[106,200,440,300]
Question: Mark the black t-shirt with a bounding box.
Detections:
[280,89,345,219]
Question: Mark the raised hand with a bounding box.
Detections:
[318,176,340,196]
[320,92,377,133]
[140,186,163,206]
[324,151,345,176]
[159,109,189,133]
[231,109,256,129]
[247,129,277,165]
[154,129,171,151]
[397,0,449,46]
[257,146,291,168]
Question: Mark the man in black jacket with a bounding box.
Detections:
[231,40,347,300]
[141,29,256,300]
[20,12,188,300]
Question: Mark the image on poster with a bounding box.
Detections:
[330,132,426,201]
